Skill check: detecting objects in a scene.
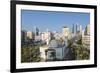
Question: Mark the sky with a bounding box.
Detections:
[21,10,90,32]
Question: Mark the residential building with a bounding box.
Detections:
[62,26,71,39]
[41,31,51,45]
[39,39,73,61]
[82,24,90,48]
[26,31,34,40]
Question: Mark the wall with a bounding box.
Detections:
[0,0,99,73]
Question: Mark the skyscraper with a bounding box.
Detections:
[36,27,39,36]
[75,23,82,34]
[76,23,79,33]
[72,24,75,34]
[33,27,39,36]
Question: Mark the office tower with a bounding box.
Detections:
[33,27,39,36]
[72,24,76,34]
[76,23,80,33]
[36,27,39,36]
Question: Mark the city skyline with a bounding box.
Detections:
[21,10,90,32]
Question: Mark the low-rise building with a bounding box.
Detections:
[39,39,73,61]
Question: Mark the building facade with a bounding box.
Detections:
[39,39,73,61]
[62,26,71,39]
[82,24,90,48]
[21,30,27,43]
[26,31,34,40]
[84,24,90,35]
[41,31,51,45]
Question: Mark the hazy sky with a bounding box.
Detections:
[21,10,90,32]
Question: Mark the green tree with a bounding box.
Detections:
[67,35,90,60]
[21,45,41,63]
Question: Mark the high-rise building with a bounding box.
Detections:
[72,24,75,34]
[62,26,69,36]
[21,30,27,43]
[79,25,82,34]
[75,23,82,34]
[62,26,71,39]
[82,24,90,48]
[33,27,39,36]
[76,24,79,33]
[41,29,51,45]
[26,31,34,40]
[76,23,78,33]
[84,24,90,35]
[35,27,39,36]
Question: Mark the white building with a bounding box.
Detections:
[39,39,73,61]
[54,32,63,40]
[62,26,69,37]
[62,26,71,40]
[35,35,41,41]
[82,35,90,46]
[82,24,90,48]
[26,31,34,40]
[47,39,66,60]
[39,45,49,61]
[41,31,51,45]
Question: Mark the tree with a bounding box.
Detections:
[67,35,90,60]
[21,44,41,63]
